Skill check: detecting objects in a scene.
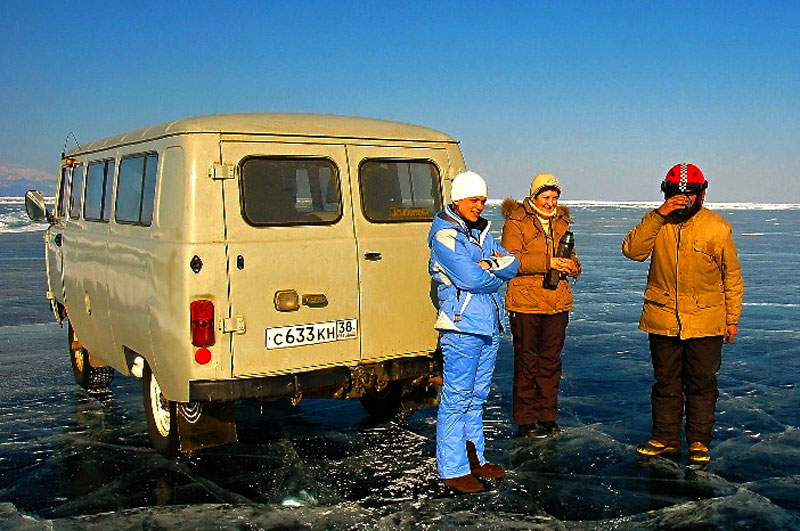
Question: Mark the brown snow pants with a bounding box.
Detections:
[510,311,569,426]
[648,333,724,447]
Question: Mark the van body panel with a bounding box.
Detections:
[140,139,232,400]
[62,213,114,366]
[220,140,361,377]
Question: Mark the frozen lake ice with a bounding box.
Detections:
[0,201,798,529]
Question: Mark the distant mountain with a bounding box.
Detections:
[0,165,56,197]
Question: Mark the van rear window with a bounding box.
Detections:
[359,160,441,222]
[240,158,341,226]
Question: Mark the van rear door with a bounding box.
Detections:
[220,142,360,377]
[346,145,447,360]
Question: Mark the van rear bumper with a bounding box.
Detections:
[188,355,439,402]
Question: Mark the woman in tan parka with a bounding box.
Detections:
[501,173,580,436]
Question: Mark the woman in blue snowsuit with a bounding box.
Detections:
[428,171,518,493]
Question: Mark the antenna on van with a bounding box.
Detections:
[62,132,81,159]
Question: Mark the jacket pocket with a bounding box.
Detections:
[695,291,724,309]
[643,286,671,306]
[692,240,721,268]
[692,240,724,285]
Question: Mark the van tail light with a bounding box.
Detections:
[190,300,215,347]
[195,347,212,365]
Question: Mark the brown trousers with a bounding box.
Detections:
[510,311,569,425]
[648,334,723,446]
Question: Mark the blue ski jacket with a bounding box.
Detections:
[428,205,518,336]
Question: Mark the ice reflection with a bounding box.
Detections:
[1,207,800,528]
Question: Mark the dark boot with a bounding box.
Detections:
[538,421,561,435]
[466,440,506,479]
[443,474,485,493]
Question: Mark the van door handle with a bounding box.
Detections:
[302,294,328,308]
[364,251,382,261]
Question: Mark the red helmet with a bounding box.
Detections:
[661,163,708,194]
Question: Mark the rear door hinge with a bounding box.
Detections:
[220,316,246,334]
[208,162,237,180]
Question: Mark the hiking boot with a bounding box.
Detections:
[636,439,680,457]
[471,462,506,479]
[443,474,485,493]
[466,440,506,479]
[688,442,710,464]
[538,421,561,435]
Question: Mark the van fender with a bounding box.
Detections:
[140,354,238,456]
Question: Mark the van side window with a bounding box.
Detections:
[359,160,441,222]
[84,160,115,222]
[240,158,341,226]
[68,164,85,219]
[115,154,158,225]
[57,165,70,218]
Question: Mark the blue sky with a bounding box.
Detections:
[2,1,798,202]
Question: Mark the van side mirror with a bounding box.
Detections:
[25,190,52,223]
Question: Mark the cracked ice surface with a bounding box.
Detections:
[0,204,799,529]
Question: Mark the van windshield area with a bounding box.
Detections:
[360,160,441,222]
[240,158,341,226]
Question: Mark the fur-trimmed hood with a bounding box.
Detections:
[500,197,571,222]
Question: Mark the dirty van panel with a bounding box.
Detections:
[221,142,360,377]
[347,146,446,360]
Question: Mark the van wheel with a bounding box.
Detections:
[359,381,404,421]
[143,363,179,458]
[68,321,114,393]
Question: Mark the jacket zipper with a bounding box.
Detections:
[676,223,682,333]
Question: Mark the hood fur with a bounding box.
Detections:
[500,198,521,219]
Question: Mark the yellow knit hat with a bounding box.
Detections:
[529,173,561,198]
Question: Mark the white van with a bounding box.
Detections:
[25,113,466,457]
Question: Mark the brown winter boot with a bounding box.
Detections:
[466,440,506,479]
[443,474,485,493]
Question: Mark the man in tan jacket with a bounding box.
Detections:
[622,163,744,465]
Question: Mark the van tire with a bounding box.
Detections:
[359,381,404,421]
[143,363,179,458]
[68,320,114,393]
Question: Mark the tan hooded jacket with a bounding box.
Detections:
[501,198,581,314]
[622,208,744,339]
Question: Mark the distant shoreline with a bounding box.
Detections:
[3,196,800,210]
[492,199,800,210]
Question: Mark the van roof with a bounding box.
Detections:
[67,113,458,155]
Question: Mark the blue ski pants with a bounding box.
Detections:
[437,331,500,479]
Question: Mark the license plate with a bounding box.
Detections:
[265,319,358,350]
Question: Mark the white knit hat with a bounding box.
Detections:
[450,171,488,202]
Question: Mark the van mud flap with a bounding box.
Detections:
[177,401,237,453]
